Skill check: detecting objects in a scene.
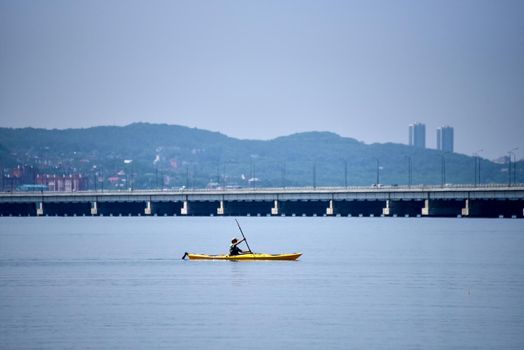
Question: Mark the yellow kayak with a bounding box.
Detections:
[185,253,302,261]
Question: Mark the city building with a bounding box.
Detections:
[409,123,426,148]
[436,126,454,152]
[36,174,88,192]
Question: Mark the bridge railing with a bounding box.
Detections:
[1,183,523,196]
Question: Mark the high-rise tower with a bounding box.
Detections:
[436,126,454,152]
[409,123,426,148]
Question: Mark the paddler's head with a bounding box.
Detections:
[231,238,238,244]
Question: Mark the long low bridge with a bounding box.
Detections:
[1,185,523,218]
[0,185,524,218]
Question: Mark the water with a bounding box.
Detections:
[1,217,523,349]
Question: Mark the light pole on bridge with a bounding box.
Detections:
[440,154,446,187]
[375,159,380,185]
[313,162,317,189]
[344,160,348,189]
[281,161,286,189]
[508,148,518,186]
[473,149,483,187]
[405,156,412,188]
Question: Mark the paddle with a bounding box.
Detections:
[235,219,253,253]
[181,252,188,260]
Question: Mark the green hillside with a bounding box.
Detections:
[0,123,521,189]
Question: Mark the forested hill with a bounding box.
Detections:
[0,123,520,188]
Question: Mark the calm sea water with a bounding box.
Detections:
[1,217,523,349]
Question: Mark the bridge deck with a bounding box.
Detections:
[1,185,523,203]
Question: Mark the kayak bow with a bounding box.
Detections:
[185,253,302,261]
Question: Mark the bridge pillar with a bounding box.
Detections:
[461,199,470,217]
[422,199,429,216]
[36,202,44,216]
[382,200,391,216]
[181,200,189,215]
[90,201,98,215]
[217,200,225,215]
[145,200,152,215]
[326,199,334,216]
[271,200,279,215]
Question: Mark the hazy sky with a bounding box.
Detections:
[1,0,523,159]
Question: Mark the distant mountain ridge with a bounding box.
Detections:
[0,123,521,189]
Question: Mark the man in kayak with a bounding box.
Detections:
[229,237,250,256]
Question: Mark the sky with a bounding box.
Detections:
[0,0,523,159]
